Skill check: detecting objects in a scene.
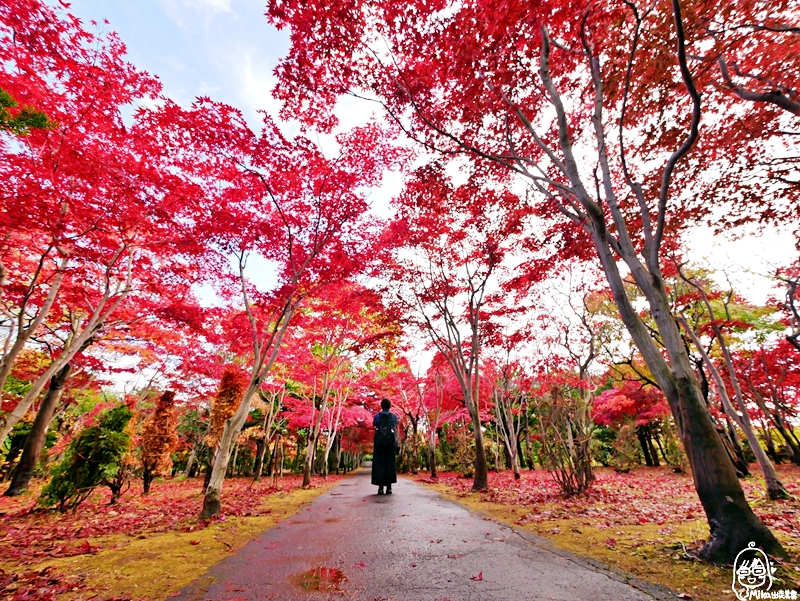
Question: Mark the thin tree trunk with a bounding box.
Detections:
[428,432,437,479]
[469,410,488,490]
[637,427,654,466]
[268,435,279,484]
[200,383,257,518]
[184,445,197,477]
[321,433,331,479]
[749,386,800,467]
[4,362,72,496]
[202,448,217,493]
[647,428,660,467]
[228,444,239,478]
[303,401,326,487]
[524,408,535,470]
[410,420,419,475]
[200,287,298,519]
[679,316,789,500]
[724,417,751,477]
[143,469,154,494]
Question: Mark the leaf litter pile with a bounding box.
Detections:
[0,475,338,600]
[418,465,800,600]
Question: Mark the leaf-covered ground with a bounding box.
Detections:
[416,465,800,601]
[0,474,342,600]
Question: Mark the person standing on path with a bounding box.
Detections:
[372,398,398,495]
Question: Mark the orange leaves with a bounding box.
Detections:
[141,391,179,479]
[206,367,247,448]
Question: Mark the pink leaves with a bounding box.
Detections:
[470,572,483,581]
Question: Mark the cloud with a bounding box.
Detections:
[235,52,283,123]
[192,0,233,11]
[158,0,233,30]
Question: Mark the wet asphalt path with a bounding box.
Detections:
[175,468,671,601]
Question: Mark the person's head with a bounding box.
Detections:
[380,398,391,411]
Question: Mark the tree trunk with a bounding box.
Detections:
[0,257,68,404]
[428,436,437,479]
[654,430,669,465]
[410,420,419,475]
[200,382,259,518]
[503,432,520,478]
[184,444,197,477]
[716,425,749,479]
[202,448,216,493]
[680,318,789,501]
[469,410,488,490]
[524,411,535,470]
[321,435,331,480]
[227,444,239,478]
[4,362,72,496]
[143,468,153,494]
[303,403,326,487]
[750,388,800,467]
[268,434,281,478]
[637,427,654,467]
[776,423,800,467]
[0,280,128,451]
[516,437,527,470]
[269,434,283,487]
[646,428,660,467]
[590,228,786,562]
[253,438,268,482]
[334,434,342,475]
[496,399,521,478]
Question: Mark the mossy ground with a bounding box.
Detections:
[417,466,800,601]
[0,475,342,600]
[52,485,336,600]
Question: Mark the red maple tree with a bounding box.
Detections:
[267,0,796,561]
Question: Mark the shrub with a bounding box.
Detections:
[609,419,642,473]
[534,387,594,494]
[39,404,133,511]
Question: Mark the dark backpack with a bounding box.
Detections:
[375,413,394,448]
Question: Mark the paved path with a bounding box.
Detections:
[176,469,672,601]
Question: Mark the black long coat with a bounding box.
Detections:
[371,412,398,486]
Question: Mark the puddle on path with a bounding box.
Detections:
[290,567,347,592]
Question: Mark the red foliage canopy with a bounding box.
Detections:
[593,382,671,427]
